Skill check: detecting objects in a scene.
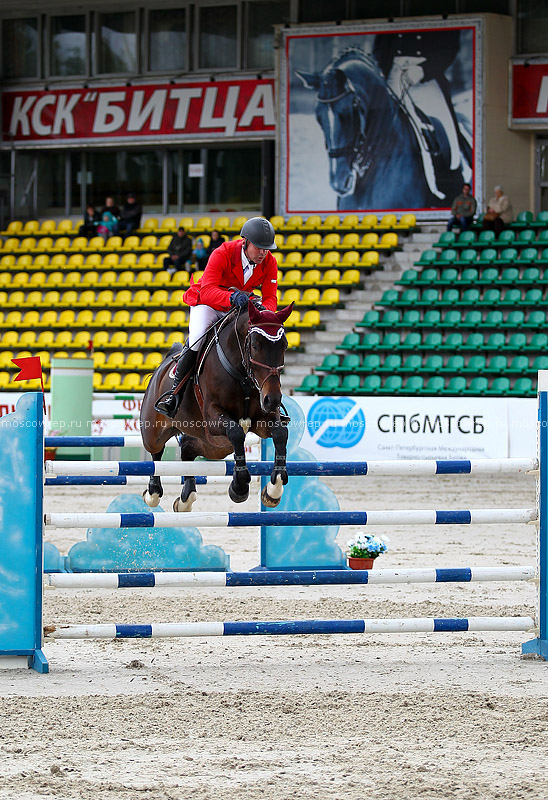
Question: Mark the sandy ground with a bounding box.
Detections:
[1,473,547,800]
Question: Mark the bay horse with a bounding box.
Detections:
[140,300,293,512]
[295,48,470,210]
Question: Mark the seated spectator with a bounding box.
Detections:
[482,186,513,237]
[118,192,142,237]
[79,205,100,238]
[446,183,476,232]
[101,196,121,234]
[193,237,208,271]
[96,211,119,243]
[164,226,193,274]
[207,229,226,258]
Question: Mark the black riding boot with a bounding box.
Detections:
[155,345,197,418]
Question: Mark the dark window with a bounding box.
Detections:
[517,0,548,54]
[300,0,348,22]
[98,11,137,74]
[199,5,238,69]
[352,0,402,17]
[149,8,187,72]
[247,1,290,70]
[2,18,39,79]
[459,0,510,12]
[50,15,86,76]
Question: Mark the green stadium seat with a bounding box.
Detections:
[379,310,401,326]
[461,267,480,283]
[463,332,484,349]
[539,249,548,265]
[522,288,543,305]
[499,247,519,265]
[521,267,541,282]
[379,289,399,305]
[530,332,548,349]
[379,354,401,372]
[435,231,456,247]
[401,332,421,349]
[417,268,439,284]
[500,267,519,283]
[424,354,444,371]
[465,355,486,372]
[360,353,382,371]
[420,288,439,305]
[506,310,525,326]
[532,356,548,370]
[443,332,464,349]
[457,248,478,266]
[467,376,489,395]
[496,229,516,246]
[423,309,442,326]
[487,354,508,372]
[319,354,340,372]
[440,288,459,305]
[398,269,419,284]
[336,354,361,373]
[359,332,381,350]
[378,332,401,349]
[415,249,437,267]
[400,288,421,304]
[357,310,381,327]
[456,231,476,247]
[444,376,467,395]
[477,247,498,265]
[507,355,529,373]
[442,309,462,326]
[484,332,505,350]
[501,288,522,305]
[461,310,483,327]
[514,211,534,227]
[461,288,481,304]
[400,309,421,327]
[526,310,546,327]
[484,310,504,327]
[478,230,496,246]
[402,375,424,393]
[482,288,501,304]
[294,374,320,393]
[361,375,381,394]
[507,332,527,350]
[539,230,548,245]
[378,375,403,394]
[401,354,422,372]
[518,247,538,263]
[438,268,459,284]
[445,354,465,372]
[488,377,511,395]
[317,374,341,394]
[437,248,458,265]
[338,333,361,350]
[533,211,548,228]
[341,374,362,394]
[425,376,445,394]
[517,229,536,245]
[510,377,534,396]
[424,332,443,349]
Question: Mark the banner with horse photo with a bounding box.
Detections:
[279,19,482,218]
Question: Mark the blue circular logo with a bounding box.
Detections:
[307,398,365,449]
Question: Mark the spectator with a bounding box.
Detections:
[96,210,119,243]
[193,237,208,271]
[207,229,226,259]
[446,183,476,232]
[100,196,121,234]
[164,226,193,274]
[79,205,100,238]
[482,186,513,237]
[118,192,142,237]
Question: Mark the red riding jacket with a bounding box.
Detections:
[183,239,278,311]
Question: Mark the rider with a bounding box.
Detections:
[155,216,279,418]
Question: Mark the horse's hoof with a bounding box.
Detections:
[143,490,161,507]
[228,484,250,504]
[173,493,196,512]
[261,486,282,508]
[261,475,284,508]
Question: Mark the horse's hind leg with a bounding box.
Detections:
[143,447,165,507]
[261,419,289,508]
[173,434,200,512]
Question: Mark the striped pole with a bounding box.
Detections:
[44,508,538,529]
[45,476,237,486]
[45,436,178,448]
[45,566,536,590]
[44,616,537,639]
[92,394,143,401]
[44,457,539,478]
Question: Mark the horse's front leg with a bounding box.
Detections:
[261,419,288,508]
[221,417,250,504]
[173,433,199,512]
[143,447,164,507]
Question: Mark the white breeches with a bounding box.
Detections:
[188,305,226,350]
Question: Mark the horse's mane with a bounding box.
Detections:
[327,47,383,79]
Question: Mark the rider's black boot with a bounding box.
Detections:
[155,345,197,418]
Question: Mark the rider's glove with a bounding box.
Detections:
[230,290,249,309]
[249,295,266,311]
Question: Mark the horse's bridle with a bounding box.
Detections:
[317,88,371,178]
[243,332,286,394]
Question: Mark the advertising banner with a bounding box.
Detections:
[279,19,482,218]
[511,59,548,128]
[2,79,275,145]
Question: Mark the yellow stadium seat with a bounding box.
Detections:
[97,270,117,287]
[22,220,39,235]
[359,214,378,229]
[36,350,51,367]
[378,214,397,229]
[70,236,88,252]
[230,216,248,232]
[302,234,321,250]
[321,233,340,250]
[301,310,320,327]
[93,331,110,347]
[379,232,398,248]
[38,220,56,235]
[341,250,360,267]
[340,233,360,249]
[55,331,73,347]
[283,252,302,268]
[92,372,103,390]
[167,310,186,327]
[151,289,169,305]
[138,235,157,252]
[303,215,321,230]
[274,234,284,249]
[87,236,105,251]
[28,271,47,287]
[125,352,144,369]
[362,232,379,248]
[2,331,18,347]
[149,310,167,326]
[52,236,71,253]
[285,234,303,249]
[120,253,137,267]
[104,235,122,250]
[128,331,147,347]
[285,310,301,327]
[102,372,122,390]
[360,250,379,267]
[144,352,163,370]
[131,310,149,327]
[133,289,151,305]
[194,216,212,232]
[396,213,416,229]
[141,218,159,233]
[148,331,166,348]
[166,331,184,346]
[171,271,190,286]
[19,331,37,348]
[19,238,36,252]
[157,235,173,250]
[117,270,135,287]
[112,310,130,325]
[137,253,155,268]
[43,291,60,306]
[114,290,132,306]
[134,269,153,286]
[269,215,285,230]
[302,269,321,285]
[0,255,16,268]
[75,310,94,326]
[301,288,320,305]
[120,372,141,390]
[320,288,340,305]
[320,269,341,285]
[282,288,301,305]
[178,216,195,230]
[285,216,306,231]
[105,352,125,370]
[67,254,85,268]
[83,253,101,268]
[35,236,54,251]
[110,332,128,347]
[11,272,29,287]
[120,235,139,252]
[7,290,25,306]
[57,311,75,327]
[33,254,50,269]
[4,221,23,236]
[4,312,21,327]
[3,238,20,252]
[56,219,74,235]
[39,312,57,328]
[340,269,360,285]
[80,271,99,287]
[152,270,171,286]
[322,215,341,229]
[26,291,42,307]
[286,331,300,349]
[159,217,177,232]
[340,214,359,229]
[302,252,321,269]
[64,271,82,287]
[61,290,78,305]
[95,310,112,326]
[321,251,340,267]
[0,371,11,388]
[283,269,302,286]
[214,216,231,231]
[102,253,119,268]
[73,331,92,347]
[94,290,112,305]
[50,254,67,268]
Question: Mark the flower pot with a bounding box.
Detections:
[348,557,375,570]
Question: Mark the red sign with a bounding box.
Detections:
[511,61,548,127]
[1,78,275,143]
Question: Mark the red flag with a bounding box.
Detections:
[12,356,43,382]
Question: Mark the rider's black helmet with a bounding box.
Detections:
[240,217,277,250]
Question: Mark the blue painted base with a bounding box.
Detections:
[522,637,548,661]
[31,650,49,673]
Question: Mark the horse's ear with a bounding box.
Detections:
[275,303,294,325]
[295,70,321,91]
[248,300,262,324]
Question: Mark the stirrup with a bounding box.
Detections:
[154,392,179,418]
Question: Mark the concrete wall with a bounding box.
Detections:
[482,14,534,216]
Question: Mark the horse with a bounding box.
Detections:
[295,48,471,210]
[140,301,293,512]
